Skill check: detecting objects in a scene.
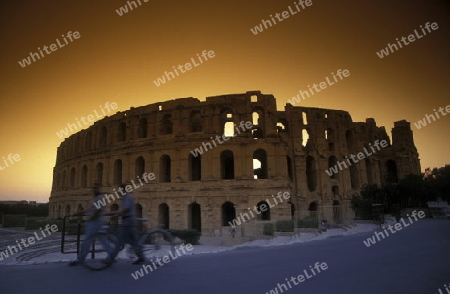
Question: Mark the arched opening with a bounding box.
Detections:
[224,122,234,137]
[366,159,373,184]
[65,205,71,216]
[188,153,201,181]
[253,149,267,179]
[135,157,145,178]
[118,122,126,142]
[252,127,264,139]
[306,156,317,192]
[332,185,340,197]
[328,156,338,179]
[56,173,61,190]
[346,130,354,150]
[114,159,122,185]
[386,160,398,184]
[327,128,335,151]
[62,171,66,189]
[286,156,293,181]
[109,204,119,226]
[302,112,308,125]
[350,164,359,188]
[85,132,92,151]
[220,150,234,179]
[190,110,202,132]
[158,203,170,229]
[308,201,318,218]
[81,165,88,187]
[69,168,76,188]
[57,205,62,218]
[277,119,288,133]
[221,202,236,226]
[256,201,270,220]
[77,204,83,213]
[160,114,172,135]
[137,118,148,138]
[96,163,103,186]
[252,111,260,126]
[160,155,171,182]
[77,204,83,220]
[290,202,295,220]
[221,109,234,137]
[135,203,143,218]
[99,126,107,148]
[333,200,342,223]
[188,202,201,232]
[302,129,310,147]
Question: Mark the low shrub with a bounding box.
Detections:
[263,223,274,236]
[169,229,201,245]
[25,218,63,232]
[275,220,294,232]
[3,214,26,228]
[296,216,319,228]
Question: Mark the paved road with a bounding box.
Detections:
[0,219,449,294]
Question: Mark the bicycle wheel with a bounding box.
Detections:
[138,229,175,261]
[83,232,118,271]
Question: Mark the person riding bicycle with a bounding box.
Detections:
[69,183,113,266]
[107,183,146,265]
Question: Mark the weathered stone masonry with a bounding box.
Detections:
[49,91,421,237]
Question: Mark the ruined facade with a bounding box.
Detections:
[49,91,421,237]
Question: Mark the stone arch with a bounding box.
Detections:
[385,159,398,184]
[85,131,92,151]
[69,167,76,188]
[220,150,234,179]
[160,154,171,182]
[188,153,201,181]
[277,118,288,133]
[65,204,71,217]
[256,201,270,220]
[221,108,234,137]
[109,204,119,226]
[118,121,126,142]
[308,201,318,218]
[221,202,236,226]
[326,128,335,151]
[158,203,170,229]
[350,163,359,188]
[81,165,88,187]
[188,202,201,232]
[62,170,67,189]
[190,110,202,132]
[96,162,104,186]
[137,117,147,138]
[135,203,143,218]
[114,159,122,185]
[366,159,373,184]
[160,114,172,135]
[253,149,267,179]
[306,156,317,192]
[328,156,338,180]
[286,156,293,181]
[346,130,354,150]
[333,200,342,223]
[99,126,107,148]
[135,156,145,178]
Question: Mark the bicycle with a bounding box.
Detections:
[61,215,176,270]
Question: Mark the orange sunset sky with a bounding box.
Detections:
[0,0,449,203]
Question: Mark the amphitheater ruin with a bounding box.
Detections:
[49,91,421,238]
